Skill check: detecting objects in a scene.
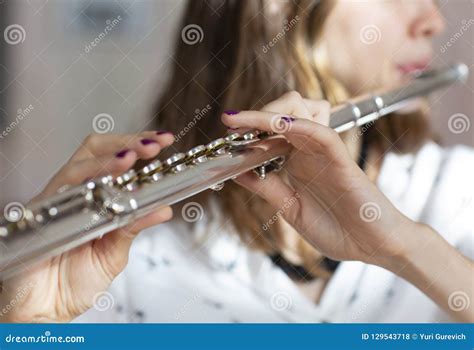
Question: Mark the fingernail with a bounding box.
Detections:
[141,138,158,145]
[224,110,239,115]
[156,130,170,135]
[227,127,238,130]
[281,116,296,123]
[115,149,130,158]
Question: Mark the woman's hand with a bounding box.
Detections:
[0,131,174,323]
[223,92,474,322]
[222,91,416,267]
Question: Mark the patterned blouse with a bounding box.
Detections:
[75,141,474,323]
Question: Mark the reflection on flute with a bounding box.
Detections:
[0,62,468,279]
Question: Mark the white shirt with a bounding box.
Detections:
[75,141,474,323]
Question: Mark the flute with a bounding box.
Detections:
[0,63,468,279]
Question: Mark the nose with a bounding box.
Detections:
[411,2,446,38]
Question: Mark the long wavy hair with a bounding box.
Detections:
[152,0,430,278]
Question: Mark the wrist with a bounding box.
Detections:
[374,220,433,274]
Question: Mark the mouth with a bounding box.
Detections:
[396,58,432,76]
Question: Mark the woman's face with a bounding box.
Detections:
[323,0,445,95]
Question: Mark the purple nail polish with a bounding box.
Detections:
[156,130,170,135]
[224,110,239,115]
[141,138,158,145]
[281,116,296,123]
[115,149,130,158]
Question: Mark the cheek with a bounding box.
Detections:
[324,2,408,93]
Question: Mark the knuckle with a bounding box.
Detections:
[319,100,331,112]
[60,164,78,183]
[83,133,99,147]
[285,90,303,102]
[318,126,337,144]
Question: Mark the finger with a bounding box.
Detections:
[71,131,174,162]
[117,206,173,240]
[41,151,138,197]
[261,91,331,123]
[233,172,298,219]
[92,206,173,276]
[302,99,331,125]
[222,111,344,157]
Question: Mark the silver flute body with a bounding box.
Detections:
[0,63,468,279]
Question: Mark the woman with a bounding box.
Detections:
[1,0,472,323]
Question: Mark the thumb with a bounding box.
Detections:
[91,206,173,277]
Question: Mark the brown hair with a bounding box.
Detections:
[153,0,430,278]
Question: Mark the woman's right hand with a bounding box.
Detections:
[0,131,174,323]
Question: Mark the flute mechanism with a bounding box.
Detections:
[0,62,468,279]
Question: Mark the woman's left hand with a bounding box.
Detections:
[222,91,419,268]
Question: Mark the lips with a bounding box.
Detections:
[397,59,431,75]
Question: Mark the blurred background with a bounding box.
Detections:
[0,0,472,206]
